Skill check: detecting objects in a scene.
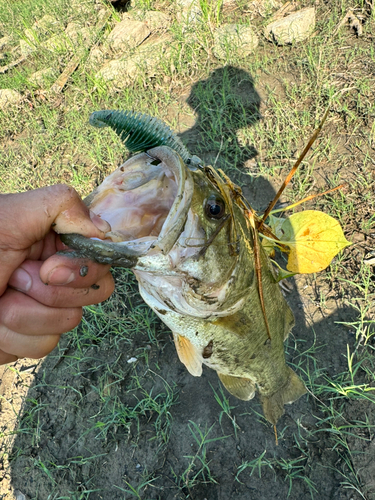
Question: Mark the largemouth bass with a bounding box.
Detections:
[58,116,306,426]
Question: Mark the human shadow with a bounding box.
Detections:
[178,65,277,211]
[176,64,360,363]
[179,66,259,167]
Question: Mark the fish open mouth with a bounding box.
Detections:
[60,147,194,266]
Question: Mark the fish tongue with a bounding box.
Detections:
[217,373,256,401]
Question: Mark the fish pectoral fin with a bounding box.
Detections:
[217,373,256,401]
[261,367,306,425]
[174,334,202,377]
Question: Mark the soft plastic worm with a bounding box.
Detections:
[89,110,191,162]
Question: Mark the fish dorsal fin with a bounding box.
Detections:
[174,334,202,377]
[217,373,256,401]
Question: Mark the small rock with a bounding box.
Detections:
[80,27,95,44]
[20,39,36,57]
[0,89,22,109]
[65,23,94,46]
[176,0,202,24]
[42,34,69,52]
[264,7,315,44]
[97,35,172,87]
[0,36,11,50]
[213,24,259,60]
[65,22,82,39]
[107,19,150,53]
[34,14,59,34]
[143,11,170,31]
[88,46,105,65]
[29,67,58,88]
[127,357,138,364]
[351,232,365,243]
[97,58,128,84]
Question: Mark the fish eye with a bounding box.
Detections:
[204,195,226,220]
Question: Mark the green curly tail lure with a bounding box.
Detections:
[89,110,191,162]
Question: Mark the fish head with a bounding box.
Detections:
[59,146,253,315]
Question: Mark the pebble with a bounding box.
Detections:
[213,24,259,60]
[0,89,22,110]
[264,7,316,45]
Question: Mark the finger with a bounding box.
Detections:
[0,349,18,365]
[8,261,115,308]
[39,253,112,287]
[0,289,83,335]
[1,185,110,246]
[0,326,61,359]
[28,230,60,261]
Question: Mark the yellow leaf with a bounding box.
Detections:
[278,210,351,273]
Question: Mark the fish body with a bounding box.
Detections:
[60,145,306,425]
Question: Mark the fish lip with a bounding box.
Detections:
[148,146,194,255]
[59,146,194,267]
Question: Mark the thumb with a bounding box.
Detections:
[0,184,110,248]
[0,185,110,295]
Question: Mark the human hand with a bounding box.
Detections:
[0,184,115,365]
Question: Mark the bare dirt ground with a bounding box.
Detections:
[1,257,366,500]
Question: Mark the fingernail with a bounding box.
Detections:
[47,266,75,285]
[90,211,111,233]
[9,268,32,292]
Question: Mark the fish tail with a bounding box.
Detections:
[261,368,306,425]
